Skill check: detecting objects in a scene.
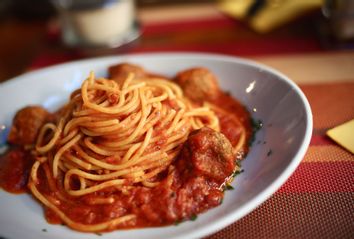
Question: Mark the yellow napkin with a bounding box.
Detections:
[218,0,323,33]
[327,119,354,154]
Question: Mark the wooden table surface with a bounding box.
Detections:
[253,51,354,84]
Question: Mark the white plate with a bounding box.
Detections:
[0,53,312,239]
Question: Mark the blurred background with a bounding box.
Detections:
[0,0,353,82]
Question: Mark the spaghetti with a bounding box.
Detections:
[1,64,252,233]
[29,72,222,231]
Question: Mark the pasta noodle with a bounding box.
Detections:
[1,64,252,233]
[29,72,223,231]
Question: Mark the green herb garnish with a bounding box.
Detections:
[190,214,198,221]
[249,118,263,146]
[232,169,244,177]
[225,184,234,190]
[174,219,182,226]
[251,118,263,131]
[267,149,273,156]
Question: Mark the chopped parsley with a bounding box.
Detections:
[232,169,244,177]
[249,118,263,146]
[225,184,234,190]
[251,118,263,131]
[267,149,273,157]
[235,159,242,168]
[190,214,198,221]
[173,215,200,225]
[174,220,182,226]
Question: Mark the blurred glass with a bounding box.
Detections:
[322,0,354,40]
[52,0,140,49]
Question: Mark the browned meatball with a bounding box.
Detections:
[108,63,146,85]
[180,127,235,182]
[175,68,220,103]
[8,106,50,146]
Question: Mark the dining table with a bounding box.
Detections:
[0,2,353,238]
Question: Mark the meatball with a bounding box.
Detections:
[108,63,146,85]
[8,106,50,146]
[180,127,235,182]
[175,68,220,103]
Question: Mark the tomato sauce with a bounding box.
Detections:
[0,91,252,230]
[211,93,253,150]
[42,167,224,228]
[0,148,33,194]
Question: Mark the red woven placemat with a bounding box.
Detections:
[206,82,354,238]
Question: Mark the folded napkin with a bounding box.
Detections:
[218,0,322,32]
[327,119,354,154]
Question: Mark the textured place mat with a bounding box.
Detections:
[206,82,354,239]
